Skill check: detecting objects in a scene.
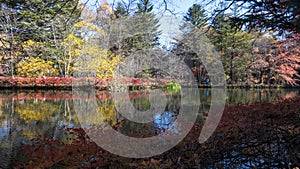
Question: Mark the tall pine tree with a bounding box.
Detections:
[183,4,207,28]
[110,0,160,56]
[0,0,80,76]
[207,13,254,84]
[173,4,209,84]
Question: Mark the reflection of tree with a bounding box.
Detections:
[0,100,5,126]
[129,91,151,111]
[3,97,79,141]
[0,89,299,168]
[76,99,118,127]
[0,99,14,169]
[199,88,299,107]
[0,96,83,167]
[14,97,300,168]
[98,101,118,126]
[15,101,59,124]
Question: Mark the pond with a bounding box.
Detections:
[0,88,299,168]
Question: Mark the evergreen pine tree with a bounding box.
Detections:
[208,13,254,84]
[0,0,80,76]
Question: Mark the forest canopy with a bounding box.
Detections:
[0,0,299,86]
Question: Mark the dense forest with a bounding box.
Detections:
[0,0,299,86]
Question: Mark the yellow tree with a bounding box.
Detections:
[78,45,123,79]
[61,34,84,77]
[16,40,59,78]
[69,2,123,79]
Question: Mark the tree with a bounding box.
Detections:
[250,34,278,84]
[136,0,154,13]
[0,0,81,77]
[1,0,80,42]
[183,4,208,28]
[109,0,160,56]
[48,3,99,77]
[114,2,130,18]
[250,33,300,86]
[276,33,300,85]
[0,3,20,77]
[207,0,300,34]
[69,2,124,79]
[208,14,254,84]
[60,34,84,77]
[175,4,209,84]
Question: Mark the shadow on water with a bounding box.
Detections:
[0,88,298,168]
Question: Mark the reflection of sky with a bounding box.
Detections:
[58,121,76,128]
[153,111,178,134]
[0,120,9,139]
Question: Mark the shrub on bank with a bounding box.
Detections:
[16,57,58,77]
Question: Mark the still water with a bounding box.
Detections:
[0,88,299,168]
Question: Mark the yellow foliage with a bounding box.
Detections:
[98,2,116,19]
[16,57,58,77]
[62,34,84,57]
[68,6,121,78]
[74,21,104,34]
[60,33,85,77]
[22,39,36,46]
[21,40,44,57]
[76,102,117,126]
[63,34,84,60]
[77,45,123,79]
[98,103,118,126]
[96,52,123,79]
[63,34,84,47]
[16,101,59,124]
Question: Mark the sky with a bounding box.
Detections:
[83,0,197,16]
[81,0,200,48]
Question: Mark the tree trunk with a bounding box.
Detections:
[229,54,234,84]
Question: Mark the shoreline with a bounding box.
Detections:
[0,84,297,91]
[0,76,297,90]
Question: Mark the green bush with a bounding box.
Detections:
[166,82,181,93]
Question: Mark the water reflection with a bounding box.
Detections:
[153,111,177,133]
[199,88,300,113]
[0,89,298,168]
